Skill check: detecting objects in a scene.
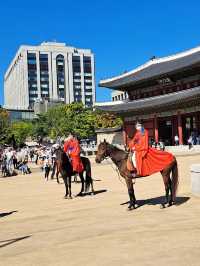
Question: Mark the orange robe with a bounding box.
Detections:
[129,129,174,176]
[64,139,84,173]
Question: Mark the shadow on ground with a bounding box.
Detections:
[121,196,190,208]
[0,236,31,249]
[71,178,102,183]
[0,211,18,218]
[82,189,107,196]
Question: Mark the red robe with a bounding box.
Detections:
[129,129,174,176]
[64,139,84,173]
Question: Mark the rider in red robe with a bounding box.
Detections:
[128,122,174,176]
[63,134,84,173]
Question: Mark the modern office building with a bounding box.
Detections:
[4,42,95,115]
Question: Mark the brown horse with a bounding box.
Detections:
[55,147,94,198]
[95,140,179,210]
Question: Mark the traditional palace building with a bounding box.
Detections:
[98,46,200,145]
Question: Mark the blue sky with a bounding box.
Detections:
[1,0,200,105]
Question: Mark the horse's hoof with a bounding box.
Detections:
[167,202,173,207]
[90,192,95,196]
[160,203,166,209]
[127,205,135,211]
[76,192,83,197]
[64,195,73,199]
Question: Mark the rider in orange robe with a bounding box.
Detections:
[128,122,174,176]
[63,134,84,173]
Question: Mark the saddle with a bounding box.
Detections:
[127,152,136,172]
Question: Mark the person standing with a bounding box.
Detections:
[174,135,179,146]
[50,154,57,179]
[6,148,14,175]
[188,135,193,150]
[43,156,51,180]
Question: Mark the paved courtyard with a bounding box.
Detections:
[1,154,200,266]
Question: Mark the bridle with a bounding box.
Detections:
[97,144,110,162]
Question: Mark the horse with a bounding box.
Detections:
[95,140,179,210]
[55,147,94,198]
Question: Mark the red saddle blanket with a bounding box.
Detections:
[70,155,84,173]
[127,148,174,176]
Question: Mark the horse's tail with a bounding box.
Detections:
[171,158,179,202]
[82,157,93,192]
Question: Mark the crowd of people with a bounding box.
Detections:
[150,139,165,151]
[0,144,58,178]
[0,133,85,180]
[0,147,31,177]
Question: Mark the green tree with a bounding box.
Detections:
[94,110,122,129]
[32,113,49,141]
[31,102,123,141]
[44,102,96,139]
[0,108,10,143]
[9,121,34,145]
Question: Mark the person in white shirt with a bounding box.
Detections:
[174,135,179,146]
[6,148,14,174]
[43,156,51,180]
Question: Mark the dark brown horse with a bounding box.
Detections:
[55,147,94,198]
[95,140,179,210]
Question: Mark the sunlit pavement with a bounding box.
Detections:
[1,155,200,266]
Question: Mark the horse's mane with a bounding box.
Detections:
[107,143,125,152]
[105,142,128,160]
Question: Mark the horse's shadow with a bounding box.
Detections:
[81,189,107,196]
[121,196,190,208]
[0,210,18,218]
[0,235,31,248]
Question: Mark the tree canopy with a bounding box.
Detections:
[0,103,123,145]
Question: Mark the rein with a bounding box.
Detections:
[103,144,136,185]
[104,157,126,186]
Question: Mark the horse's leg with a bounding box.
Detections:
[84,158,94,194]
[90,178,95,195]
[74,173,78,183]
[85,172,94,194]
[63,176,69,198]
[77,172,84,196]
[68,176,72,199]
[161,170,171,208]
[168,177,173,206]
[125,178,136,210]
[56,168,60,184]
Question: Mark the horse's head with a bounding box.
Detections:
[95,139,109,163]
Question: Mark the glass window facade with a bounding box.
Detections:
[72,56,82,103]
[83,56,92,73]
[83,56,93,107]
[26,51,94,109]
[56,55,65,100]
[27,53,37,108]
[40,53,49,101]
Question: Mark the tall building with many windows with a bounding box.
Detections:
[4,42,95,114]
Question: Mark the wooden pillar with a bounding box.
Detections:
[122,124,127,147]
[154,115,159,143]
[195,112,200,133]
[178,112,183,145]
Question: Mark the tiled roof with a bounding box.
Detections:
[100,47,200,88]
[96,87,200,114]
